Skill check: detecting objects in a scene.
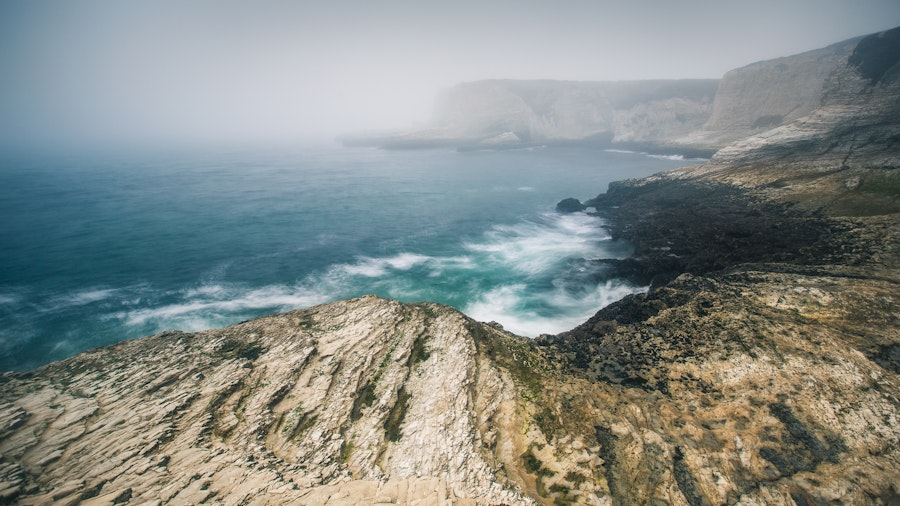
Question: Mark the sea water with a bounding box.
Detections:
[0,145,699,371]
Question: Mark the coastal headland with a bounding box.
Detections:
[1,27,898,505]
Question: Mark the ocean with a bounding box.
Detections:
[0,144,699,371]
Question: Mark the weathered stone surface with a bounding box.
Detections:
[533,29,900,504]
[0,298,545,504]
[676,37,859,150]
[708,27,900,169]
[518,28,900,506]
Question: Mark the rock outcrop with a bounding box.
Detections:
[0,298,538,504]
[710,26,900,168]
[540,25,900,504]
[432,80,719,149]
[2,27,900,506]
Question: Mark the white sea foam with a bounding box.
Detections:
[333,253,473,279]
[106,211,627,341]
[0,293,21,306]
[465,213,610,275]
[458,211,641,335]
[647,154,685,161]
[39,287,120,313]
[116,284,330,330]
[339,253,433,277]
[64,288,118,306]
[183,284,230,298]
[465,280,643,337]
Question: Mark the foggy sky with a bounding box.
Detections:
[2,0,899,149]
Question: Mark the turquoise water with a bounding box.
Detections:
[0,145,698,371]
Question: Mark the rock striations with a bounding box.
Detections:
[675,36,861,150]
[2,27,900,506]
[0,298,547,504]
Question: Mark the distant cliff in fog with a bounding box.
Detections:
[341,79,720,155]
[341,32,880,157]
[429,79,719,150]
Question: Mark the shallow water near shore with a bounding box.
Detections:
[0,144,697,371]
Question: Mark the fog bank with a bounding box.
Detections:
[1,0,898,149]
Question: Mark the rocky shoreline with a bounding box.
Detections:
[536,155,899,503]
[2,155,897,506]
[560,164,896,289]
[1,26,899,505]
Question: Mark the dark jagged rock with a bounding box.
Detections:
[848,26,900,83]
[583,178,862,287]
[555,197,586,213]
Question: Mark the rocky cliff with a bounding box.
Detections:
[0,297,549,504]
[431,80,719,150]
[343,29,894,157]
[2,28,900,506]
[674,37,861,150]
[710,26,900,168]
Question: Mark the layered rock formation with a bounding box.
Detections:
[710,26,900,168]
[2,27,900,506]
[342,28,894,156]
[675,37,861,149]
[0,298,540,504]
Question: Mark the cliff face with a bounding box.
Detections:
[711,26,900,168]
[3,29,900,506]
[676,37,860,149]
[343,29,894,156]
[431,79,718,147]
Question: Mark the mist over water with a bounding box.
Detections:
[0,146,698,371]
[3,1,897,150]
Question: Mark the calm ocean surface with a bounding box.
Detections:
[0,145,698,371]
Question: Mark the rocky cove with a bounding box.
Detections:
[1,27,899,505]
